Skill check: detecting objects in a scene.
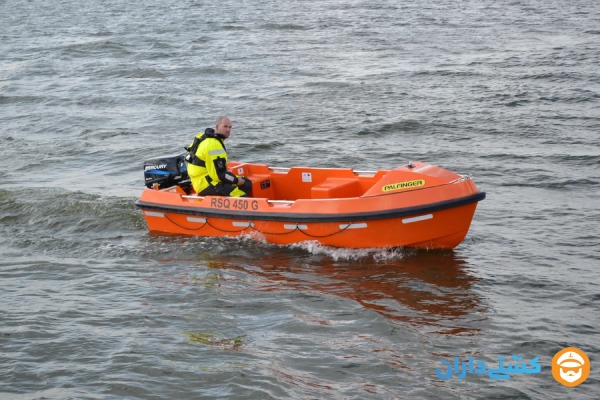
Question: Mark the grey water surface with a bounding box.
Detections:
[1,0,599,399]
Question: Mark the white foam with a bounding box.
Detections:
[289,241,408,262]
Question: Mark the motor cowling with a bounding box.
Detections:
[144,153,189,189]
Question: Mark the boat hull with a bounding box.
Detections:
[138,200,480,249]
[136,162,485,249]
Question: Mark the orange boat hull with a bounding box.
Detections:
[136,161,485,249]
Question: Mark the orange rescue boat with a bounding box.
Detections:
[136,160,485,249]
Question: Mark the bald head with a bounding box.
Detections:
[215,116,232,138]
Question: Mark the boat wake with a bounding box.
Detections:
[287,240,407,261]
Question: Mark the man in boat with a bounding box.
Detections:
[185,116,252,197]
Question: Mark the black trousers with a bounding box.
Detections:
[199,178,253,197]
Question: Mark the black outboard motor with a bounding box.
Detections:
[144,153,190,189]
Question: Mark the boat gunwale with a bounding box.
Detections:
[136,191,486,223]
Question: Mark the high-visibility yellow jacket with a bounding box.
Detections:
[186,131,241,194]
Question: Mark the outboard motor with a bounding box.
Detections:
[144,153,189,189]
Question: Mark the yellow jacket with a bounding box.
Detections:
[186,132,241,194]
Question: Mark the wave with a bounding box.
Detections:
[0,188,143,257]
[0,95,46,105]
[100,67,166,79]
[356,120,424,136]
[60,39,133,58]
[261,23,309,31]
[499,177,599,189]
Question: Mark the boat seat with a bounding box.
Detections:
[311,177,362,199]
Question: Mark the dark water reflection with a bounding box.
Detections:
[200,247,485,336]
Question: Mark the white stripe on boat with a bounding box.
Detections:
[232,221,253,228]
[187,217,206,223]
[145,211,165,218]
[402,214,433,224]
[284,224,308,230]
[267,200,295,205]
[340,223,368,230]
